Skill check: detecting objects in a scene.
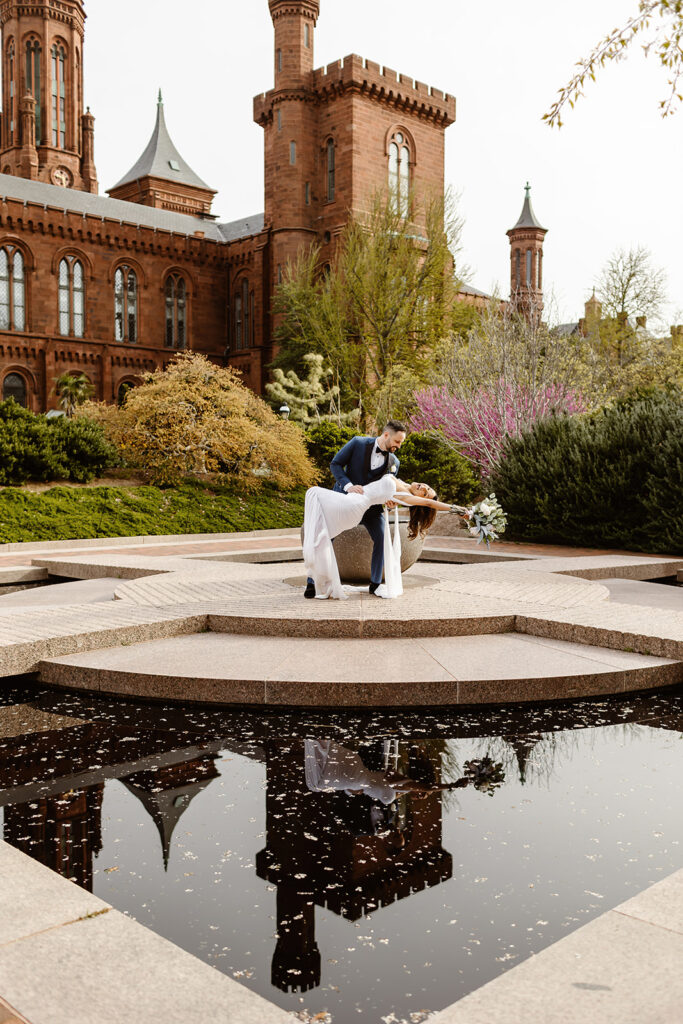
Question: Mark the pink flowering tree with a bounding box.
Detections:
[412,304,589,477]
[412,381,584,477]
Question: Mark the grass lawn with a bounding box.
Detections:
[0,481,307,543]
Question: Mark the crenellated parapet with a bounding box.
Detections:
[312,54,455,125]
[255,53,455,127]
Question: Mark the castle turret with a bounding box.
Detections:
[507,183,547,323]
[0,0,98,192]
[107,92,216,217]
[269,0,319,88]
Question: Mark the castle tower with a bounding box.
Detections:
[507,183,547,323]
[253,0,455,362]
[108,92,216,218]
[256,1,320,287]
[0,0,98,192]
[579,288,602,337]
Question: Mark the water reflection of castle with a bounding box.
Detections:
[2,692,679,997]
[0,718,221,890]
[256,738,454,992]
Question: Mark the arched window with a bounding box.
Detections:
[165,274,187,348]
[242,278,250,349]
[515,249,521,289]
[114,265,138,343]
[25,39,42,144]
[0,247,25,331]
[304,22,310,48]
[388,131,410,217]
[526,250,532,288]
[58,257,85,337]
[51,43,66,149]
[538,251,543,289]
[233,279,255,350]
[7,41,15,145]
[234,290,242,350]
[326,138,335,202]
[3,372,27,406]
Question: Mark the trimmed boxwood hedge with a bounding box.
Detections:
[0,481,307,543]
[0,399,117,485]
[489,391,683,554]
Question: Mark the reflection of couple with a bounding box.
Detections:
[303,420,460,600]
[304,739,505,824]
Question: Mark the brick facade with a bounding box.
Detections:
[0,0,457,412]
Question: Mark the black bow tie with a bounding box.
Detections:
[375,445,387,457]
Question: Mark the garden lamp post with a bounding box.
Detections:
[279,404,290,420]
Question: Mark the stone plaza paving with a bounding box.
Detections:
[0,527,681,1022]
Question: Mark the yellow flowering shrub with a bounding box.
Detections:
[86,354,317,490]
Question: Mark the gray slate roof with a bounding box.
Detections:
[510,184,547,232]
[458,282,491,299]
[110,94,214,193]
[0,172,227,241]
[555,321,580,336]
[217,213,265,241]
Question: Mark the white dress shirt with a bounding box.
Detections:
[344,439,386,491]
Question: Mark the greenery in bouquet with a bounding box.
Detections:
[463,493,507,546]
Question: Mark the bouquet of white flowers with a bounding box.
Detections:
[449,493,507,546]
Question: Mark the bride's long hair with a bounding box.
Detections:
[408,503,437,539]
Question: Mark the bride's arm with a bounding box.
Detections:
[395,492,454,512]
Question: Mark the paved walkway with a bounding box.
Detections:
[0,531,679,706]
[0,528,681,1024]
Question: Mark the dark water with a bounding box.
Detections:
[1,683,683,1024]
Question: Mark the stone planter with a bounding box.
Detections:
[302,520,425,583]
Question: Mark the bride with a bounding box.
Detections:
[303,473,460,600]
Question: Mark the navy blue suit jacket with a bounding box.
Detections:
[330,436,400,494]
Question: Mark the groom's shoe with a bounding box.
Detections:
[368,582,380,596]
[304,582,316,599]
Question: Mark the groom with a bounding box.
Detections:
[304,420,407,598]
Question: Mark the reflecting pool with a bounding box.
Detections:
[1,683,682,1024]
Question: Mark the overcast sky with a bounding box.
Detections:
[83,0,681,327]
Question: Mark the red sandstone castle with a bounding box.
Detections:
[0,0,545,412]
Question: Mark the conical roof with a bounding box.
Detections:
[121,756,219,870]
[111,91,214,193]
[510,182,546,232]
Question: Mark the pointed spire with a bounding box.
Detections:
[110,92,213,192]
[121,758,219,872]
[510,182,547,232]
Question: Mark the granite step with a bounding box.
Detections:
[38,632,682,707]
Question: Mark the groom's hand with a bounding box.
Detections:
[347,485,364,494]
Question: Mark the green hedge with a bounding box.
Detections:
[0,400,118,485]
[0,481,307,543]
[489,392,683,554]
[305,422,360,485]
[305,422,481,503]
[398,432,481,505]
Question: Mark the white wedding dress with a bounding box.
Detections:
[303,475,405,600]
[304,739,398,804]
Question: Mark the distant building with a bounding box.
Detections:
[0,0,458,410]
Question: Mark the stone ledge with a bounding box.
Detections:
[37,633,682,707]
[0,566,48,584]
[0,840,293,1024]
[429,868,683,1024]
[0,527,299,555]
